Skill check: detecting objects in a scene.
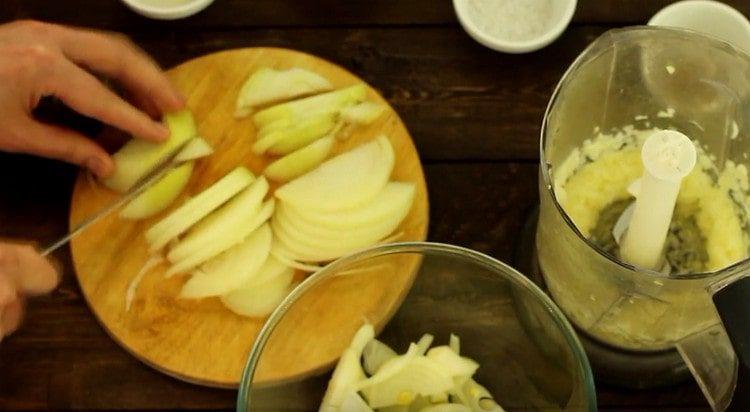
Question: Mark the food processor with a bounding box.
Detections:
[537,26,750,411]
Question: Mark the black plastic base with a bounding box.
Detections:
[513,207,692,388]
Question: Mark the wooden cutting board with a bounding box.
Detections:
[69,48,429,388]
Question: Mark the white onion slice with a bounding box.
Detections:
[220,269,294,317]
[165,177,269,274]
[269,245,324,272]
[338,391,374,412]
[235,67,333,117]
[125,256,164,311]
[264,136,335,182]
[449,334,460,355]
[179,223,273,298]
[174,137,214,162]
[120,162,194,220]
[146,167,254,251]
[363,339,398,376]
[320,323,375,409]
[281,182,415,231]
[359,356,453,409]
[253,112,337,155]
[415,334,434,356]
[253,84,366,127]
[275,135,394,212]
[426,347,479,377]
[103,110,196,193]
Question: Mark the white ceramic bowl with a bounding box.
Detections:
[649,0,750,53]
[453,0,577,54]
[121,0,214,20]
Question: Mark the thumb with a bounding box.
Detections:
[0,243,59,296]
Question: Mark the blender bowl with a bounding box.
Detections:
[237,242,596,411]
[537,26,750,409]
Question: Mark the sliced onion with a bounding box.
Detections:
[235,67,333,117]
[269,245,324,272]
[179,223,272,298]
[125,255,164,311]
[415,334,434,356]
[360,356,453,409]
[219,268,294,317]
[165,178,270,274]
[281,182,415,231]
[363,339,398,376]
[320,323,375,408]
[449,334,460,355]
[252,84,366,128]
[174,137,214,162]
[426,347,479,377]
[120,162,194,220]
[103,110,196,193]
[145,167,254,251]
[340,101,386,125]
[264,136,335,182]
[339,390,374,412]
[275,135,394,212]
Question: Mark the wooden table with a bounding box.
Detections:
[3,1,745,410]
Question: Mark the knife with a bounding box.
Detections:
[41,137,196,256]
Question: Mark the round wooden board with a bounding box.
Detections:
[69,48,429,388]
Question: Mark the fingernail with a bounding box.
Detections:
[86,157,111,177]
[155,122,170,140]
[174,90,187,108]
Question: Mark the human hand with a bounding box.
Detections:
[0,20,185,177]
[0,242,59,340]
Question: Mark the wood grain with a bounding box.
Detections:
[67,48,428,387]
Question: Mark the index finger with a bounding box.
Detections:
[54,26,185,116]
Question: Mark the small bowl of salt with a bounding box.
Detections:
[454,0,577,53]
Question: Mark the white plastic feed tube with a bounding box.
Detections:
[620,130,697,270]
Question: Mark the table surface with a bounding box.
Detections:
[3,1,746,410]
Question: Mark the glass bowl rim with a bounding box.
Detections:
[236,241,597,411]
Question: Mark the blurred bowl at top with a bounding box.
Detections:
[121,0,214,20]
[649,0,750,52]
[453,0,577,53]
[237,242,596,411]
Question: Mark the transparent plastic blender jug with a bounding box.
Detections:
[538,26,750,411]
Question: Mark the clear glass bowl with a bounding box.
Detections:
[237,242,596,411]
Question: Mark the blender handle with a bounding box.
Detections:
[712,275,750,411]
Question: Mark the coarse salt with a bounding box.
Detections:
[465,0,554,42]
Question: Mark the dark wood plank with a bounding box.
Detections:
[0,157,708,410]
[3,0,750,28]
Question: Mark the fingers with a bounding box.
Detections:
[0,244,59,295]
[0,276,15,307]
[17,118,114,177]
[0,241,59,340]
[127,89,162,120]
[47,57,169,142]
[56,27,185,115]
[0,299,23,338]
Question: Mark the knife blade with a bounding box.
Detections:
[41,137,196,256]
